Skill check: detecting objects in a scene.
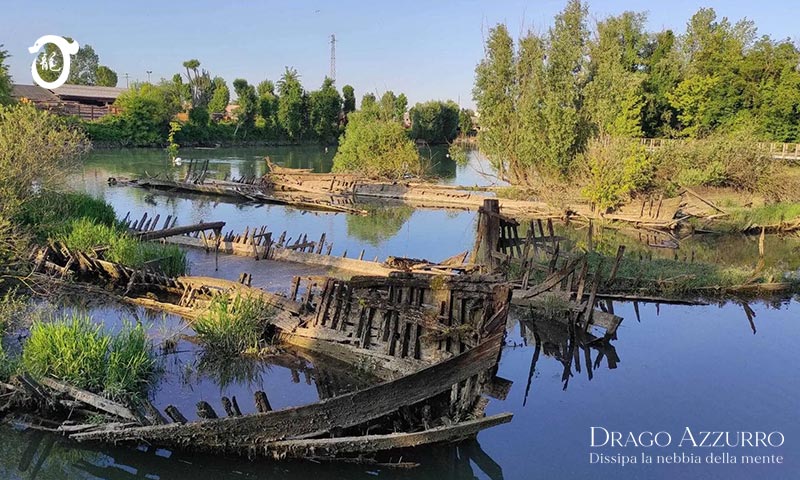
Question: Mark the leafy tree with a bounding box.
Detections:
[0,46,12,106]
[277,67,306,140]
[342,85,356,115]
[409,100,460,143]
[95,65,118,87]
[395,93,408,123]
[473,24,516,180]
[308,77,342,144]
[641,30,681,137]
[669,8,755,137]
[208,77,230,115]
[34,40,107,86]
[67,44,99,85]
[584,12,648,137]
[379,91,397,121]
[256,79,279,133]
[112,82,179,145]
[474,0,591,182]
[360,93,377,114]
[232,78,258,134]
[458,109,474,136]
[333,111,421,178]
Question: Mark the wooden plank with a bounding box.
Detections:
[262,413,513,459]
[137,222,226,241]
[39,377,139,422]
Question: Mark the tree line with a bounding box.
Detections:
[81,58,471,147]
[474,1,800,186]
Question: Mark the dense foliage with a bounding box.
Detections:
[0,46,12,106]
[474,1,800,204]
[0,103,88,215]
[333,111,421,178]
[309,77,343,144]
[409,100,460,144]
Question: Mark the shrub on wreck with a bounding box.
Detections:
[22,314,155,398]
[61,218,188,277]
[13,191,116,240]
[332,111,422,179]
[193,294,274,358]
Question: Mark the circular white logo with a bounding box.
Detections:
[28,35,80,89]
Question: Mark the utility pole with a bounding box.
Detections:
[330,34,336,82]
[146,70,152,83]
[124,73,130,88]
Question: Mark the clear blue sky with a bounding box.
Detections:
[2,1,797,108]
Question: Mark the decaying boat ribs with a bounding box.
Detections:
[27,244,514,460]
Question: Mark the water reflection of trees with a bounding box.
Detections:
[346,204,414,246]
[419,144,456,180]
[195,353,271,391]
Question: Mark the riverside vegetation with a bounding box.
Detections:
[474,1,800,213]
[0,102,178,399]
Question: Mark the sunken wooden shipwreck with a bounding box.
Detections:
[2,197,628,464]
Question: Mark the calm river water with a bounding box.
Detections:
[1,146,797,479]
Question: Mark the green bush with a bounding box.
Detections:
[333,111,422,178]
[581,136,654,211]
[22,313,155,398]
[651,131,788,198]
[61,218,188,276]
[193,294,274,358]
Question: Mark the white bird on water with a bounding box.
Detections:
[173,157,182,166]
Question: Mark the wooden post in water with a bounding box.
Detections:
[471,199,501,272]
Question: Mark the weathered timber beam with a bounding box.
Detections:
[135,222,226,241]
[262,413,513,459]
[39,377,139,422]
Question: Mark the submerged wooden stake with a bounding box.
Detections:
[196,401,218,420]
[165,405,188,424]
[255,391,273,413]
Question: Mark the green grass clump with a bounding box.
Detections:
[61,218,187,277]
[21,313,155,398]
[0,343,17,381]
[13,192,116,240]
[193,294,274,358]
[583,251,771,296]
[524,250,781,298]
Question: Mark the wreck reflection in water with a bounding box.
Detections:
[0,424,504,480]
[518,307,621,396]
